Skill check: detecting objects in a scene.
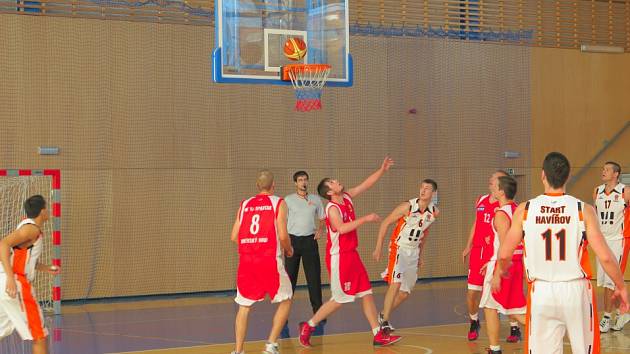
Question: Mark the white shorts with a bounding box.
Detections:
[596,237,623,290]
[0,273,47,341]
[527,279,598,354]
[381,246,419,294]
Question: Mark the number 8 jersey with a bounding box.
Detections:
[522,193,591,282]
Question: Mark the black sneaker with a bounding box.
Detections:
[506,326,521,343]
[487,349,502,354]
[468,319,480,341]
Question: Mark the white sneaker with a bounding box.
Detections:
[231,351,244,354]
[600,316,612,333]
[612,313,630,331]
[262,342,279,354]
[377,312,396,331]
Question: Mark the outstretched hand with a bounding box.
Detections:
[380,157,394,172]
[364,213,381,223]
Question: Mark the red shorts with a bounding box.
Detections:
[479,258,526,315]
[326,250,372,303]
[235,254,292,306]
[468,245,492,290]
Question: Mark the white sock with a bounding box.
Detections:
[372,327,380,336]
[604,312,612,319]
[510,321,518,327]
[266,342,277,347]
[470,313,479,321]
[490,345,501,351]
[307,319,316,327]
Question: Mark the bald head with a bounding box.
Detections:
[256,170,275,192]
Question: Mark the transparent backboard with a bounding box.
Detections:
[213,0,352,86]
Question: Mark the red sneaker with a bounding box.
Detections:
[506,326,521,343]
[468,320,480,341]
[373,328,402,347]
[298,321,315,348]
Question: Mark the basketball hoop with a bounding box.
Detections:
[281,64,331,112]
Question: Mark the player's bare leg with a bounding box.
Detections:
[33,338,48,354]
[467,289,481,316]
[391,291,409,312]
[234,305,251,353]
[484,307,501,349]
[268,300,292,343]
[360,294,379,329]
[381,282,402,322]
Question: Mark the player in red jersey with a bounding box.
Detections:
[230,170,294,354]
[479,176,526,354]
[298,157,402,348]
[461,170,516,341]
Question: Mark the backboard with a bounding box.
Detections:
[213,0,352,86]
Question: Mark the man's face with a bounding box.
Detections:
[488,172,503,195]
[295,175,308,191]
[601,164,618,183]
[326,179,344,195]
[419,183,435,201]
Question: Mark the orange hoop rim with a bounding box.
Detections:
[281,64,331,81]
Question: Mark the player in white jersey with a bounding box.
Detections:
[593,161,630,332]
[0,195,58,354]
[498,152,628,354]
[479,176,525,354]
[373,179,439,331]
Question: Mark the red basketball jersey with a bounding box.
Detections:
[326,193,359,255]
[238,194,282,257]
[473,194,500,247]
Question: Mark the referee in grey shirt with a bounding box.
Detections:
[285,171,325,315]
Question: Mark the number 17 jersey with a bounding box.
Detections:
[522,194,591,282]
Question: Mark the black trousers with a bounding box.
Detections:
[285,234,323,314]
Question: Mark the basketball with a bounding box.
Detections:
[283,37,307,61]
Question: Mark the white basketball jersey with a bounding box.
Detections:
[0,219,44,282]
[393,199,436,249]
[594,183,626,240]
[522,194,590,282]
[490,202,517,261]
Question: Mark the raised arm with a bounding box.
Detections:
[0,225,40,298]
[583,203,629,312]
[328,206,380,235]
[372,201,409,261]
[346,157,394,198]
[497,203,526,274]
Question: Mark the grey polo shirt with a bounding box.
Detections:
[285,193,325,236]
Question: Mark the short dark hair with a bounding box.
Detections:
[293,171,309,182]
[422,179,438,191]
[498,176,517,200]
[317,178,332,200]
[24,195,46,219]
[605,161,621,178]
[543,152,570,188]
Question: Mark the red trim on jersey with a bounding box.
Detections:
[544,192,565,196]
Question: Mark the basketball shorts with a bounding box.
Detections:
[235,254,293,306]
[526,279,598,354]
[468,245,492,291]
[381,245,419,294]
[620,237,630,273]
[479,258,526,315]
[0,273,48,341]
[326,250,372,303]
[596,237,623,290]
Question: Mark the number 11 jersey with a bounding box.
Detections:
[522,193,591,282]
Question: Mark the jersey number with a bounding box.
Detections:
[484,213,491,223]
[604,200,611,209]
[541,229,566,261]
[250,214,260,235]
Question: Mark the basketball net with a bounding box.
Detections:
[282,64,331,112]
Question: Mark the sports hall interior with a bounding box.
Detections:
[0,1,629,353]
